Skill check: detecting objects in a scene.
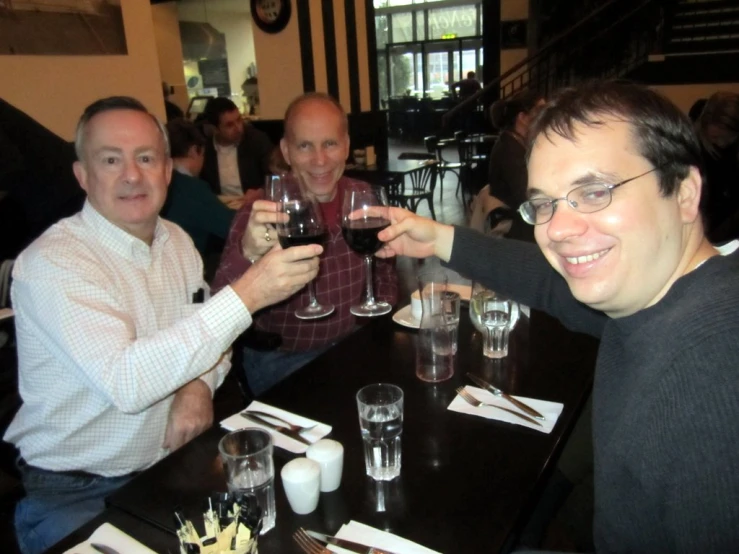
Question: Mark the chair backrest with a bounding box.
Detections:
[407,163,437,194]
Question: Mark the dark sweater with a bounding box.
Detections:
[161,170,235,258]
[449,226,739,553]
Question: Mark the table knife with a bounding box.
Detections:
[240,412,312,446]
[467,373,546,420]
[305,530,398,554]
[90,544,121,554]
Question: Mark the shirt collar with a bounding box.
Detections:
[173,163,192,177]
[81,200,169,264]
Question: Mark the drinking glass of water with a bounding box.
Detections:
[469,281,517,358]
[356,384,404,481]
[218,428,276,534]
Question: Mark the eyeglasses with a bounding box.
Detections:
[518,167,661,225]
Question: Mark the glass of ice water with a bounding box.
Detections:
[218,428,276,534]
[356,384,404,481]
[469,281,517,358]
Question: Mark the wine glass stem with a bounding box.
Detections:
[363,255,377,306]
[307,279,320,307]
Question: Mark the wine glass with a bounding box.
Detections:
[275,177,334,320]
[341,184,392,317]
[264,174,283,202]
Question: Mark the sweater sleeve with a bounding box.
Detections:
[447,226,606,337]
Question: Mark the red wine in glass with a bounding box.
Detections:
[341,184,392,317]
[341,217,390,255]
[277,195,334,320]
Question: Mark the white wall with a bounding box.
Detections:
[151,2,189,112]
[177,0,256,108]
[0,0,163,139]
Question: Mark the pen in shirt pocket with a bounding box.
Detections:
[192,288,205,304]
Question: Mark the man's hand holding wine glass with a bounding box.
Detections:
[376,207,456,263]
[230,242,322,314]
[240,199,288,263]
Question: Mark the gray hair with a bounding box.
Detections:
[74,96,170,162]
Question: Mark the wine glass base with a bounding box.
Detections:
[295,304,335,320]
[350,301,392,317]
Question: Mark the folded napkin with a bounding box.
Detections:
[220,400,331,454]
[448,386,563,434]
[328,520,440,554]
[63,522,156,554]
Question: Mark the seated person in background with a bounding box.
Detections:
[214,92,398,396]
[200,97,273,207]
[162,81,184,122]
[5,96,322,554]
[377,80,739,552]
[488,89,545,210]
[695,91,739,242]
[451,71,482,100]
[161,118,237,279]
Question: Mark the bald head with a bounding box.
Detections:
[280,92,350,202]
[283,93,348,140]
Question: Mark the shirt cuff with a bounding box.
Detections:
[198,286,252,348]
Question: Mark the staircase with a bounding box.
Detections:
[442,0,739,128]
[664,0,739,55]
[629,0,739,85]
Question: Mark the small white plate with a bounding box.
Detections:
[392,304,419,329]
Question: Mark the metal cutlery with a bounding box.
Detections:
[301,528,397,554]
[456,387,543,427]
[240,410,317,433]
[466,373,545,420]
[293,528,332,554]
[240,412,313,446]
[90,544,121,554]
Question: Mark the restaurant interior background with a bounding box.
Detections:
[2,0,738,144]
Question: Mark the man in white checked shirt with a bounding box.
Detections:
[5,96,322,554]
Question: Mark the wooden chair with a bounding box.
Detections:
[424,135,464,201]
[392,155,439,220]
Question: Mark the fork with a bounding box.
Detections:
[241,410,317,433]
[293,528,332,554]
[456,387,542,427]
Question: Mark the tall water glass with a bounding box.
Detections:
[356,384,404,481]
[469,281,514,358]
[218,428,276,534]
[416,274,454,382]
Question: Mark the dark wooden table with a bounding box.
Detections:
[48,309,597,554]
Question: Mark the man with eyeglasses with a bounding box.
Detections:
[376,81,739,551]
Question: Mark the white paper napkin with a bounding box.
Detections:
[63,522,156,554]
[327,520,440,554]
[220,400,332,454]
[448,386,563,434]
